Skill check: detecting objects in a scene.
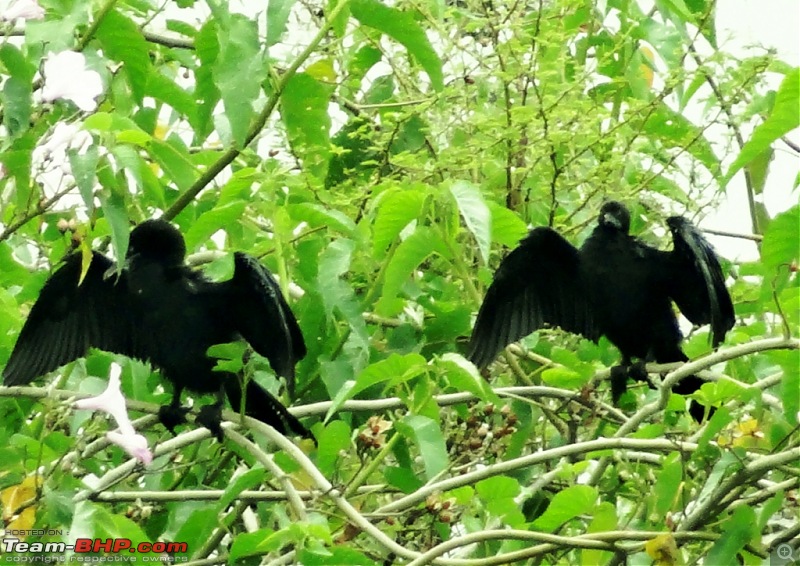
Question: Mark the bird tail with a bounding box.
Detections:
[224,378,312,441]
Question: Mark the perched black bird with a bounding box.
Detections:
[3,219,310,441]
[467,201,735,419]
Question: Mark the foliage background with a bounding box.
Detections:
[0,0,798,564]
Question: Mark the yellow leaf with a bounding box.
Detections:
[639,45,655,88]
[7,506,36,533]
[154,122,169,140]
[305,59,337,83]
[1,475,42,537]
[645,533,680,565]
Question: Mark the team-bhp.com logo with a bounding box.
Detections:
[3,537,188,557]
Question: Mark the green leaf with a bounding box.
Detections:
[377,226,452,316]
[438,353,500,404]
[214,15,264,147]
[758,491,785,531]
[297,547,374,565]
[489,202,528,247]
[195,20,221,138]
[348,45,382,85]
[184,201,247,250]
[581,502,617,565]
[384,465,424,493]
[541,366,590,389]
[147,139,197,191]
[229,528,275,561]
[316,239,370,361]
[218,467,265,510]
[476,476,521,501]
[652,452,682,518]
[641,102,720,176]
[726,68,800,183]
[281,73,333,180]
[326,0,351,38]
[761,205,799,270]
[531,485,597,532]
[95,10,152,102]
[705,505,758,564]
[396,414,448,479]
[450,181,491,264]
[351,0,443,91]
[372,188,427,255]
[267,0,297,47]
[0,43,35,83]
[68,145,100,213]
[98,191,129,270]
[315,420,352,476]
[2,77,32,137]
[145,72,198,128]
[290,202,357,236]
[352,353,427,401]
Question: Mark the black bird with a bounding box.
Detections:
[467,201,735,419]
[3,219,310,441]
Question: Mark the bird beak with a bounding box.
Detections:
[603,213,622,229]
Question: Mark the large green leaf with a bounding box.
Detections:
[377,226,452,315]
[184,201,247,250]
[761,205,799,270]
[531,485,597,532]
[450,180,491,264]
[213,15,264,147]
[145,73,198,129]
[351,0,443,91]
[95,10,152,102]
[396,414,448,479]
[640,102,720,176]
[147,139,197,191]
[705,505,758,564]
[281,73,333,181]
[266,0,297,47]
[372,188,427,255]
[726,68,800,184]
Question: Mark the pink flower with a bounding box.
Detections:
[40,51,103,112]
[0,0,45,21]
[74,364,153,465]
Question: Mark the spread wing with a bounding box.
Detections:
[226,252,306,394]
[3,251,142,385]
[467,228,599,369]
[665,216,735,347]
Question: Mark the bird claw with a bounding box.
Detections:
[196,404,224,442]
[158,404,190,434]
[609,365,629,405]
[628,361,649,383]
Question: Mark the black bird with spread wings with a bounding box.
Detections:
[467,201,735,419]
[3,219,310,441]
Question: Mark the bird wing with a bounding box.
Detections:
[467,227,598,369]
[664,216,735,347]
[226,252,306,392]
[3,251,142,385]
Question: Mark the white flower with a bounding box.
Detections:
[74,363,153,466]
[40,51,103,112]
[106,431,153,465]
[33,122,93,165]
[0,0,45,21]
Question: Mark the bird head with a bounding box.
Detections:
[103,219,186,280]
[665,215,688,233]
[127,219,186,266]
[598,201,631,233]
